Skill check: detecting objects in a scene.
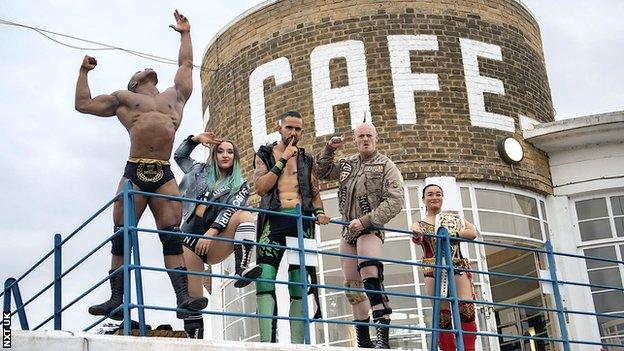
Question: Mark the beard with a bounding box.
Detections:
[283,136,298,146]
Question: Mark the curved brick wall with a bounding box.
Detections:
[200,0,554,195]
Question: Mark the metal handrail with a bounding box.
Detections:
[3,180,623,350]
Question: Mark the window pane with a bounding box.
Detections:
[461,187,472,208]
[386,211,408,233]
[579,219,612,241]
[325,293,353,318]
[408,187,420,208]
[321,250,341,271]
[326,319,355,343]
[224,319,242,340]
[597,315,624,340]
[225,318,258,341]
[314,322,325,344]
[319,223,342,242]
[322,270,344,293]
[584,246,617,269]
[384,263,415,286]
[592,290,624,313]
[463,210,474,223]
[588,268,623,291]
[225,296,244,314]
[540,200,547,221]
[475,189,538,217]
[242,292,256,313]
[478,211,542,239]
[576,198,608,220]
[382,238,412,260]
[465,242,477,258]
[410,210,421,223]
[386,285,418,310]
[611,196,624,216]
[615,217,624,237]
[324,196,339,218]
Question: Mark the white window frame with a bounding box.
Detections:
[573,191,624,248]
[571,191,624,344]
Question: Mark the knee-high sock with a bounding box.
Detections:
[439,309,456,351]
[288,268,306,344]
[234,222,256,274]
[256,264,278,343]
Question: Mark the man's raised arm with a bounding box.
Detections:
[170,9,193,103]
[74,55,119,117]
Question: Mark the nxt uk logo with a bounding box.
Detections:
[2,311,9,348]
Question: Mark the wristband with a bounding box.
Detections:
[270,165,283,176]
[313,208,325,216]
[270,158,287,176]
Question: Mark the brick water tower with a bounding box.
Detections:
[201,1,557,349]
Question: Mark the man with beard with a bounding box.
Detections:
[253,111,330,343]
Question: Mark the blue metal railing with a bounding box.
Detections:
[2,179,624,350]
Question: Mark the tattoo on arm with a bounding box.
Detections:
[253,156,269,185]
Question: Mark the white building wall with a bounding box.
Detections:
[526,111,624,348]
[549,142,624,197]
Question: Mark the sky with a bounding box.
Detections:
[1,0,623,332]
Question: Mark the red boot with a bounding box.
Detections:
[461,320,478,351]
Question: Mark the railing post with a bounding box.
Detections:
[545,240,571,351]
[3,278,29,330]
[128,187,146,336]
[431,233,444,351]
[440,228,464,351]
[122,180,133,335]
[53,233,62,330]
[295,204,311,344]
[3,279,12,314]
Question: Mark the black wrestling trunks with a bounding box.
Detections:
[123,158,175,193]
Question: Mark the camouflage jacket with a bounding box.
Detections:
[316,145,404,229]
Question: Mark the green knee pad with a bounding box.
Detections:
[256,264,277,294]
[288,269,306,298]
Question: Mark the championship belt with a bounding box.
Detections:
[137,162,164,183]
[434,211,464,298]
[435,211,464,238]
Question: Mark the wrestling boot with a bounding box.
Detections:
[354,317,375,348]
[374,317,391,349]
[183,314,204,339]
[167,267,208,319]
[234,240,263,288]
[88,269,124,320]
[461,320,478,351]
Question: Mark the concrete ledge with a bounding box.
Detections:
[11,330,363,351]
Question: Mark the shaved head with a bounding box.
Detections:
[353,122,378,157]
[354,122,377,137]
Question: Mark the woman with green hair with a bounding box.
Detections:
[174,132,262,339]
